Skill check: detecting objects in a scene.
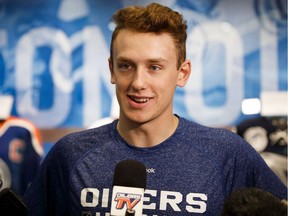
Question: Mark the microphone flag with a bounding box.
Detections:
[110,159,147,216]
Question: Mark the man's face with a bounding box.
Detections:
[109,29,189,124]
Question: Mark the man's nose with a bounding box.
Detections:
[130,67,148,90]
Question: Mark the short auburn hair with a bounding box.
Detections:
[110,3,187,69]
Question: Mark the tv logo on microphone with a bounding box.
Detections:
[111,186,144,216]
[114,192,141,210]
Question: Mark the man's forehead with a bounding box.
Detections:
[114,29,174,43]
[113,30,176,53]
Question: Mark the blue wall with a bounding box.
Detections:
[0,0,287,128]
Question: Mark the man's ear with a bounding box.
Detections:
[177,60,191,87]
[108,57,115,84]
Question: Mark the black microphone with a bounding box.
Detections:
[0,188,28,216]
[110,159,147,216]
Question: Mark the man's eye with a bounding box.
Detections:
[118,64,131,71]
[150,65,160,71]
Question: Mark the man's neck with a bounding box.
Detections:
[117,114,179,148]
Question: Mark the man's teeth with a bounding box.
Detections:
[130,97,149,103]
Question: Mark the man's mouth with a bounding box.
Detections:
[129,96,150,103]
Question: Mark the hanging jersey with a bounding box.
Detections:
[236,117,287,185]
[236,117,287,154]
[0,116,43,195]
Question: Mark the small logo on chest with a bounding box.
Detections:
[146,168,156,173]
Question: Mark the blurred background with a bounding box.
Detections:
[0,0,287,194]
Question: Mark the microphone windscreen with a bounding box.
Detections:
[0,188,28,215]
[113,159,147,189]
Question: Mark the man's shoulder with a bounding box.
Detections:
[63,121,115,144]
[49,122,115,156]
[179,116,246,149]
[180,117,234,136]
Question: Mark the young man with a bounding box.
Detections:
[23,3,287,215]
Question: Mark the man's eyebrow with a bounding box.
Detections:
[148,58,168,63]
[115,56,168,63]
[115,56,132,62]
